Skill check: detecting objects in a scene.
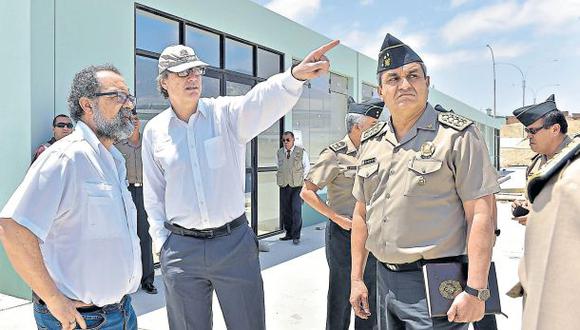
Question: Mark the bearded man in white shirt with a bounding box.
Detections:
[142,41,339,330]
[0,64,142,330]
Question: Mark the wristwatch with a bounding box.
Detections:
[464,285,491,301]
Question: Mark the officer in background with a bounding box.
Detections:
[349,34,499,329]
[277,131,310,244]
[301,99,383,330]
[115,113,157,294]
[511,95,571,226]
[519,133,580,329]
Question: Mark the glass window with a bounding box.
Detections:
[257,171,280,235]
[226,80,252,96]
[330,72,348,94]
[201,75,220,98]
[225,38,253,75]
[258,122,280,167]
[136,9,179,54]
[186,26,220,68]
[362,82,380,101]
[257,48,281,79]
[135,55,169,119]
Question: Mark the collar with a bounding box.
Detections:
[414,103,437,131]
[343,135,358,153]
[73,121,127,165]
[168,99,208,123]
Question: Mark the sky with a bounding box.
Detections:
[250,0,580,116]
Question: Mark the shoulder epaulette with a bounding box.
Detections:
[434,104,450,112]
[438,112,472,131]
[361,121,387,143]
[527,138,580,203]
[328,141,347,153]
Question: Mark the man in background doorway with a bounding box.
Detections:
[277,131,310,245]
[31,114,73,163]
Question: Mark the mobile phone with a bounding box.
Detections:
[512,205,529,217]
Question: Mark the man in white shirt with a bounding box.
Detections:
[0,64,142,330]
[142,41,339,330]
[276,131,310,244]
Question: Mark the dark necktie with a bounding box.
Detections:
[286,150,291,159]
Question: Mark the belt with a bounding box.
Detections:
[381,255,468,272]
[164,214,247,239]
[32,292,128,313]
[128,183,142,187]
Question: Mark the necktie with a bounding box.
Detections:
[286,150,291,159]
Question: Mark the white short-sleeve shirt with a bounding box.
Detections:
[0,121,141,306]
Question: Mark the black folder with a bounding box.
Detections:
[422,262,503,318]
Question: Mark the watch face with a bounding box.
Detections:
[478,289,491,301]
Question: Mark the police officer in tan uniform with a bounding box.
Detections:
[301,99,383,330]
[277,131,310,244]
[519,134,580,329]
[511,95,572,226]
[349,34,500,329]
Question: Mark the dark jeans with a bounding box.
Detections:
[33,295,136,330]
[280,185,303,239]
[326,221,377,330]
[128,185,154,286]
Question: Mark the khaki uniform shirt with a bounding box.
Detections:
[526,135,573,178]
[353,104,500,264]
[115,137,143,184]
[306,135,358,217]
[519,138,580,329]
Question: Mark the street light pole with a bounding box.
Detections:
[486,44,496,117]
[497,62,526,106]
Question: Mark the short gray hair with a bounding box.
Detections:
[377,62,428,86]
[157,71,169,98]
[67,64,121,122]
[345,113,365,133]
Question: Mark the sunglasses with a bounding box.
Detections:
[282,138,292,142]
[175,67,206,78]
[54,122,73,129]
[524,125,548,135]
[95,91,137,105]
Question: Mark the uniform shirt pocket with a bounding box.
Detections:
[356,163,379,202]
[84,182,124,240]
[404,157,444,197]
[204,136,226,169]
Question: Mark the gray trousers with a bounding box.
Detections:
[377,263,468,330]
[160,222,265,330]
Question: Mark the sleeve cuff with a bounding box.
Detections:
[280,69,307,91]
[7,213,49,242]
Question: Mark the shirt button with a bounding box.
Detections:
[386,193,391,199]
[389,169,395,175]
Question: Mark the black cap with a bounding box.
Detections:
[377,33,423,74]
[348,98,384,119]
[513,94,558,126]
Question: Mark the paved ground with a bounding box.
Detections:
[0,201,525,330]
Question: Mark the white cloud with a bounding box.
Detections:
[441,0,580,44]
[422,49,483,70]
[490,42,531,59]
[450,0,471,8]
[341,19,428,60]
[265,0,321,23]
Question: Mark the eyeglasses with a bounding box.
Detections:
[175,67,206,78]
[383,73,425,86]
[282,138,292,142]
[95,91,136,105]
[54,122,73,129]
[524,125,549,135]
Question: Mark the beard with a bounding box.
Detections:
[93,104,135,142]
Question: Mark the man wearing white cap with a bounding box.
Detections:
[142,41,339,330]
